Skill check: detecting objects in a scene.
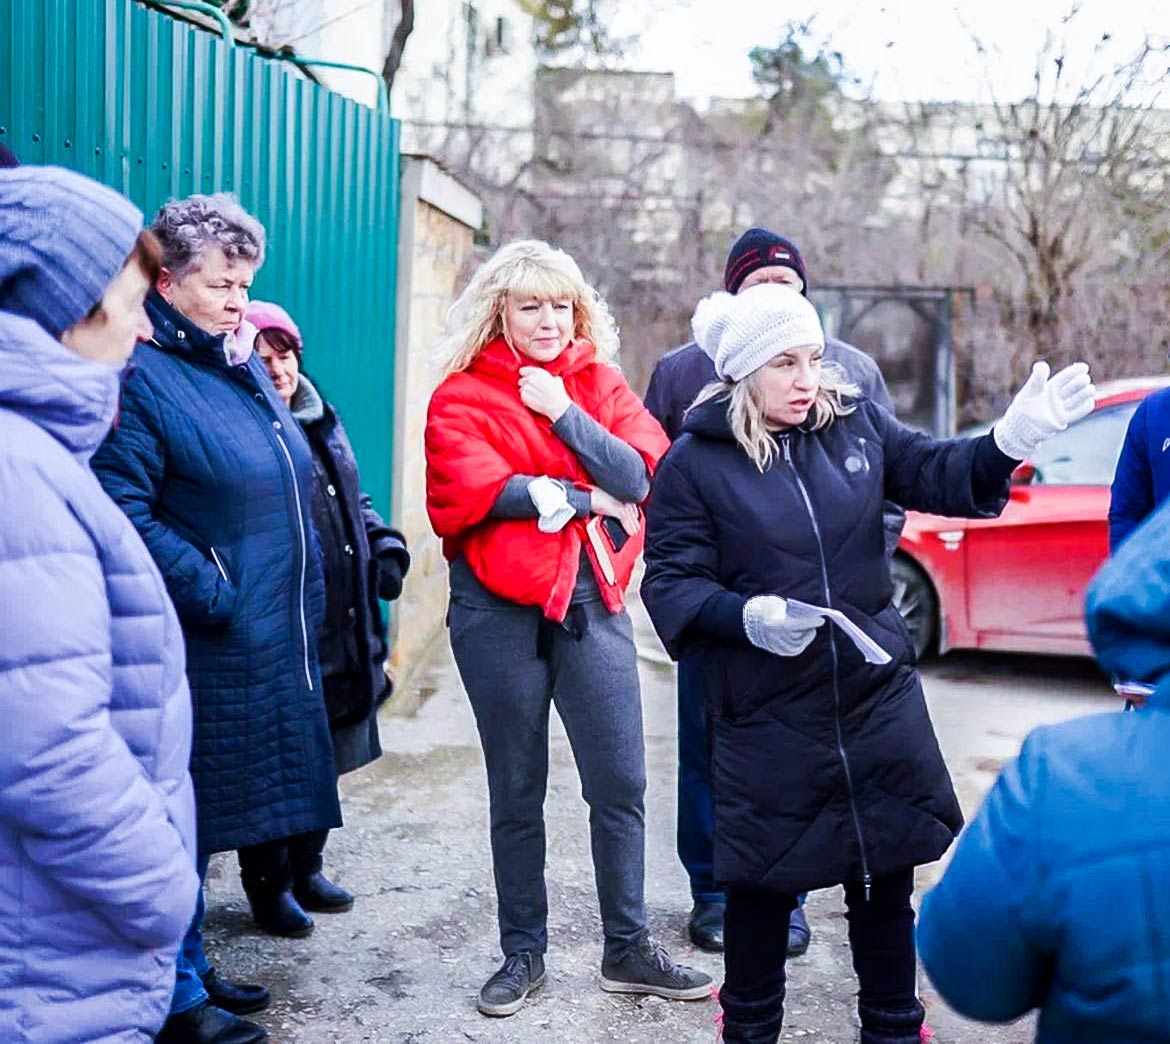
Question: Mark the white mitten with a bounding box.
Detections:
[993,361,1096,460]
[743,595,825,657]
[527,476,575,533]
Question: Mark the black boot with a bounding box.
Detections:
[858,999,926,1043]
[155,1001,268,1043]
[688,900,725,952]
[239,842,314,938]
[786,904,811,957]
[199,967,270,1015]
[244,884,314,938]
[719,989,784,1044]
[289,830,353,912]
[294,871,354,912]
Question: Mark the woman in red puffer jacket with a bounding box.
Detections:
[425,239,711,1018]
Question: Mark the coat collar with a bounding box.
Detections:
[468,335,599,384]
[0,309,122,463]
[145,290,235,368]
[290,373,326,425]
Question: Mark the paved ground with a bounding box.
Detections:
[206,599,1114,1043]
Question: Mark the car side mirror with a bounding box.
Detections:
[1011,461,1036,486]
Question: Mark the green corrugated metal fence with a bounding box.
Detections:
[0,0,401,517]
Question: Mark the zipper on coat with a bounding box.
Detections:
[274,427,315,692]
[209,547,229,584]
[781,435,873,900]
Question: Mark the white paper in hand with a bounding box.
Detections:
[786,599,893,665]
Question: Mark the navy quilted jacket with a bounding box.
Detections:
[643,396,1014,893]
[92,293,340,855]
[0,312,198,1042]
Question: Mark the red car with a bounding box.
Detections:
[893,378,1170,658]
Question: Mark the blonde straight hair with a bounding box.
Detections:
[690,360,860,471]
[437,239,621,377]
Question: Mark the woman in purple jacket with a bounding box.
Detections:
[0,166,199,1042]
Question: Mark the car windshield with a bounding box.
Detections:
[1029,402,1140,486]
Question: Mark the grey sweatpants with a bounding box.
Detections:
[449,597,649,962]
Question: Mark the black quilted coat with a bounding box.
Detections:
[92,292,340,856]
[292,376,409,775]
[642,396,1015,894]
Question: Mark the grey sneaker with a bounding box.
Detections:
[477,952,545,1017]
[600,937,712,1000]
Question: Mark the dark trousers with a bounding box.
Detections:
[678,654,806,909]
[450,599,649,963]
[238,830,330,891]
[677,654,721,901]
[721,870,919,1040]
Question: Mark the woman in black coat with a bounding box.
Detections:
[248,300,410,925]
[641,284,1094,1044]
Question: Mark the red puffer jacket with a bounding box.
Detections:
[426,336,669,621]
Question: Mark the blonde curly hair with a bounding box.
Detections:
[437,239,620,377]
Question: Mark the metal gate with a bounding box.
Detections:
[0,0,401,516]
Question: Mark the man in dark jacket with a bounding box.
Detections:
[1108,386,1170,550]
[643,227,902,957]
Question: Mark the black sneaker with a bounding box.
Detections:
[600,937,712,1000]
[477,952,546,1017]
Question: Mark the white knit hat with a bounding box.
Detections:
[691,283,825,382]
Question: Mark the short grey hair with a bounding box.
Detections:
[151,192,266,277]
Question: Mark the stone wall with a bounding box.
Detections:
[387,156,483,703]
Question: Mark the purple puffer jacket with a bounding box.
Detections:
[0,311,199,1043]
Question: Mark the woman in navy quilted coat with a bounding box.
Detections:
[0,166,199,1042]
[92,195,339,1044]
[642,284,1095,1044]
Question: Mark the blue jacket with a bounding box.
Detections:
[92,293,340,855]
[642,395,1015,893]
[1108,386,1170,550]
[0,312,199,1043]
[919,498,1170,1043]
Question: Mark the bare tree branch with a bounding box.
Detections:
[381,0,414,95]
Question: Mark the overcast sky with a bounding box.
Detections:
[613,0,1170,106]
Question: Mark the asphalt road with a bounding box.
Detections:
[204,605,1114,1043]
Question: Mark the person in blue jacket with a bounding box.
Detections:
[642,284,1095,1044]
[919,492,1170,1043]
[92,194,340,1044]
[1108,385,1170,550]
[643,227,903,957]
[0,166,200,1044]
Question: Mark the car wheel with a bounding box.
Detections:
[891,555,938,660]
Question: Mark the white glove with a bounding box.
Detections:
[527,476,575,533]
[743,596,826,658]
[993,361,1096,460]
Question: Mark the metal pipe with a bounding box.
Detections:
[279,56,389,114]
[147,0,235,48]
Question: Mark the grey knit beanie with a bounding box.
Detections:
[0,166,143,338]
[692,283,825,382]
